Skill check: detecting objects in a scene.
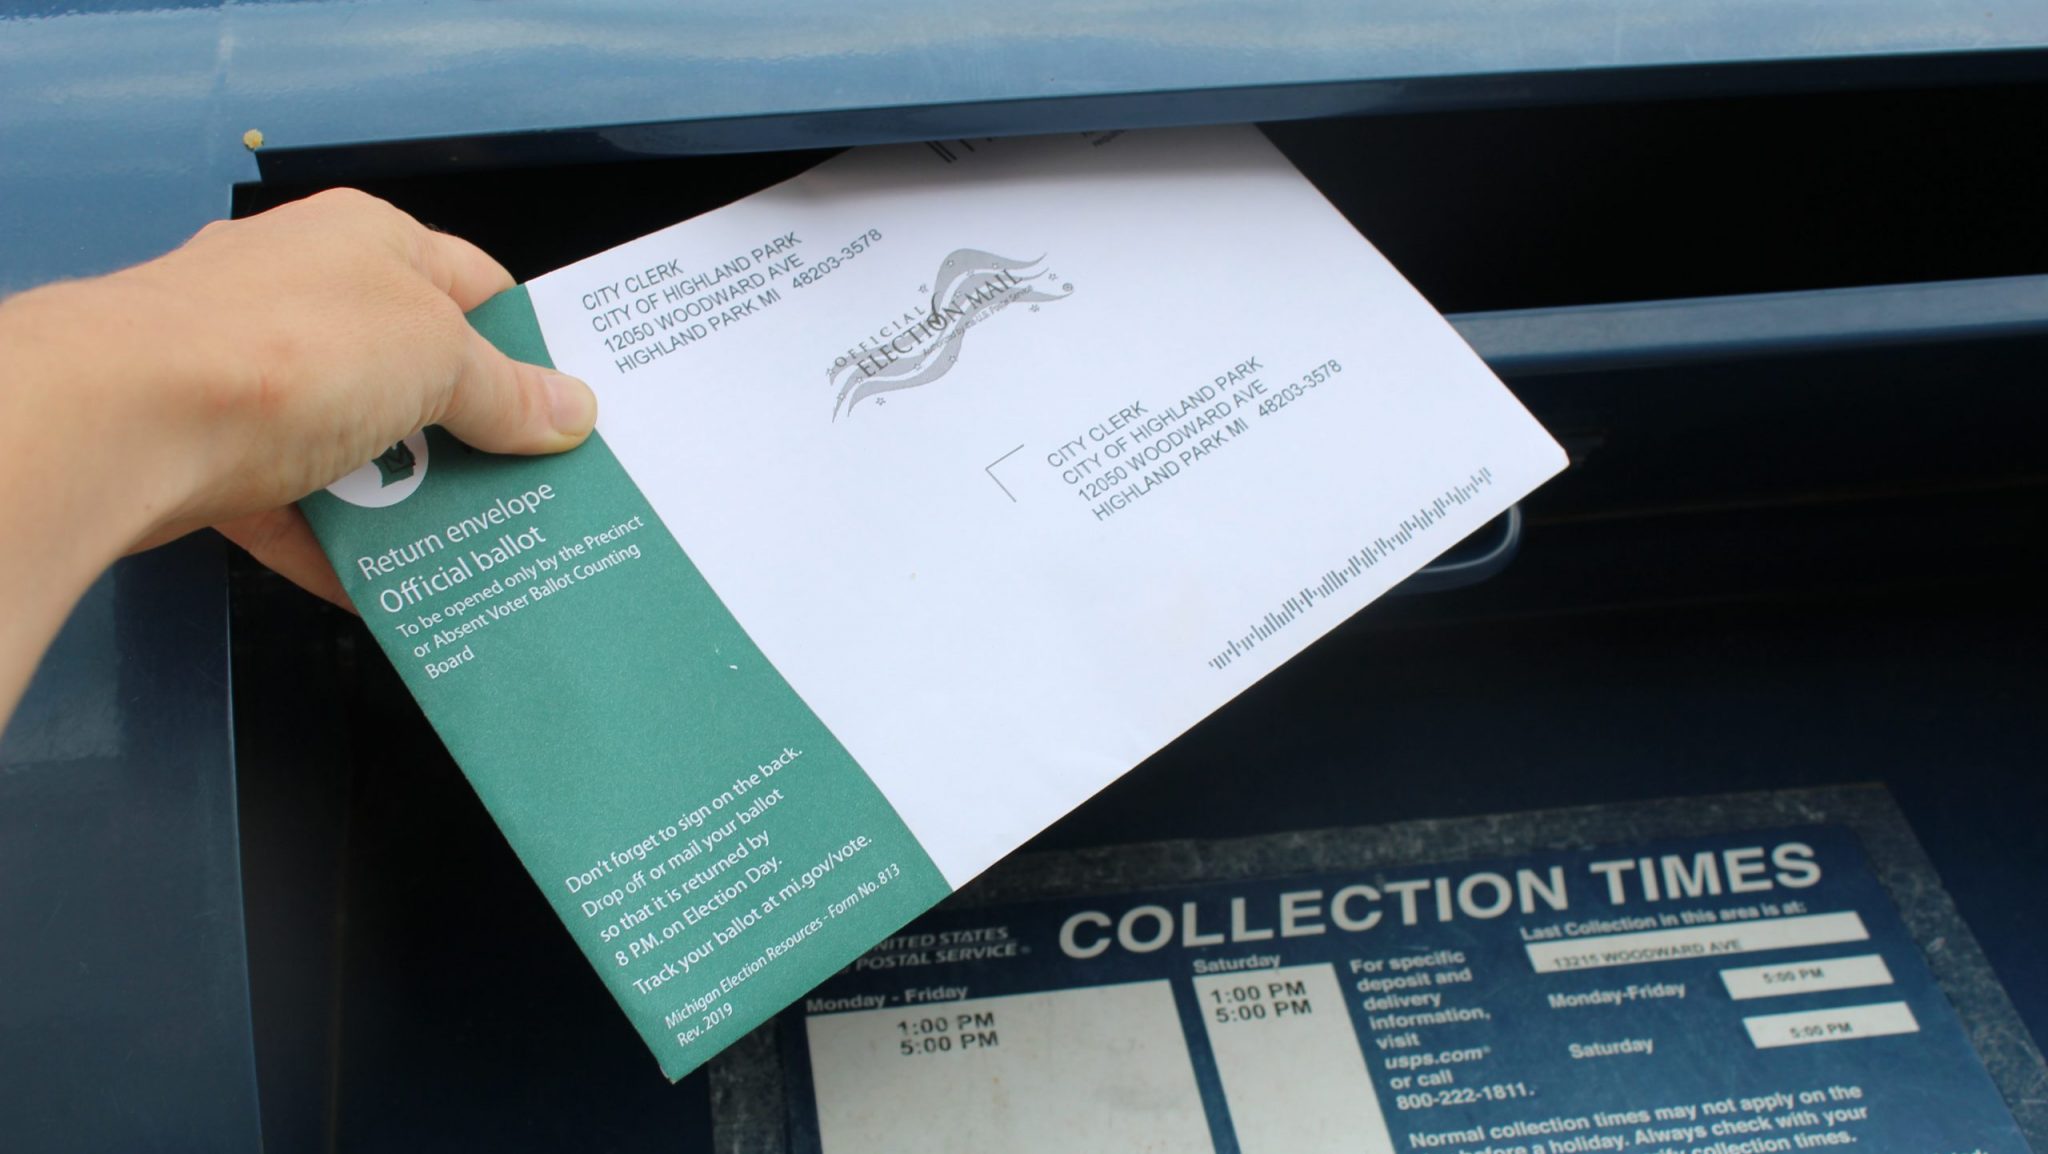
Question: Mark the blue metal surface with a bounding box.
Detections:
[0,538,262,1152]
[6,0,2048,292]
[2,3,2045,1150]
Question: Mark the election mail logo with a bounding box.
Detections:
[828,249,1072,419]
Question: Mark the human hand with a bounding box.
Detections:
[1,188,596,609]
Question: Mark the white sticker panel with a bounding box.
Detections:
[1194,963,1395,1154]
[1744,1001,1921,1049]
[1722,954,1895,1001]
[805,981,1212,1153]
[1527,912,1870,973]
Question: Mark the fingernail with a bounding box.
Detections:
[544,370,597,436]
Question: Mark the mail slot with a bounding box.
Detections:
[228,80,2047,1148]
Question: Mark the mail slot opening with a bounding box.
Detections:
[235,81,2048,313]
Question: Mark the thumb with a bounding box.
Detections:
[435,326,598,455]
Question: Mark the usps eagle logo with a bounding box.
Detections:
[829,249,1072,419]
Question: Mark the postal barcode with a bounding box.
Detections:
[1207,468,1496,671]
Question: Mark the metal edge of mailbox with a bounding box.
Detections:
[1452,275,2048,378]
[246,48,2048,186]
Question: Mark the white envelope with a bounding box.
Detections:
[523,125,1567,887]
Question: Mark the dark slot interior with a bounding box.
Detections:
[236,82,2048,313]
[229,85,2048,1150]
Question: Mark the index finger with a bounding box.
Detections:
[412,224,517,312]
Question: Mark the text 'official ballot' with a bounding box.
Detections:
[300,126,1568,1079]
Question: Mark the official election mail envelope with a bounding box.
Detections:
[301,125,1568,1079]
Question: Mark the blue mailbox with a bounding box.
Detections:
[3,4,2046,1150]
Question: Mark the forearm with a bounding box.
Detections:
[0,279,203,722]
